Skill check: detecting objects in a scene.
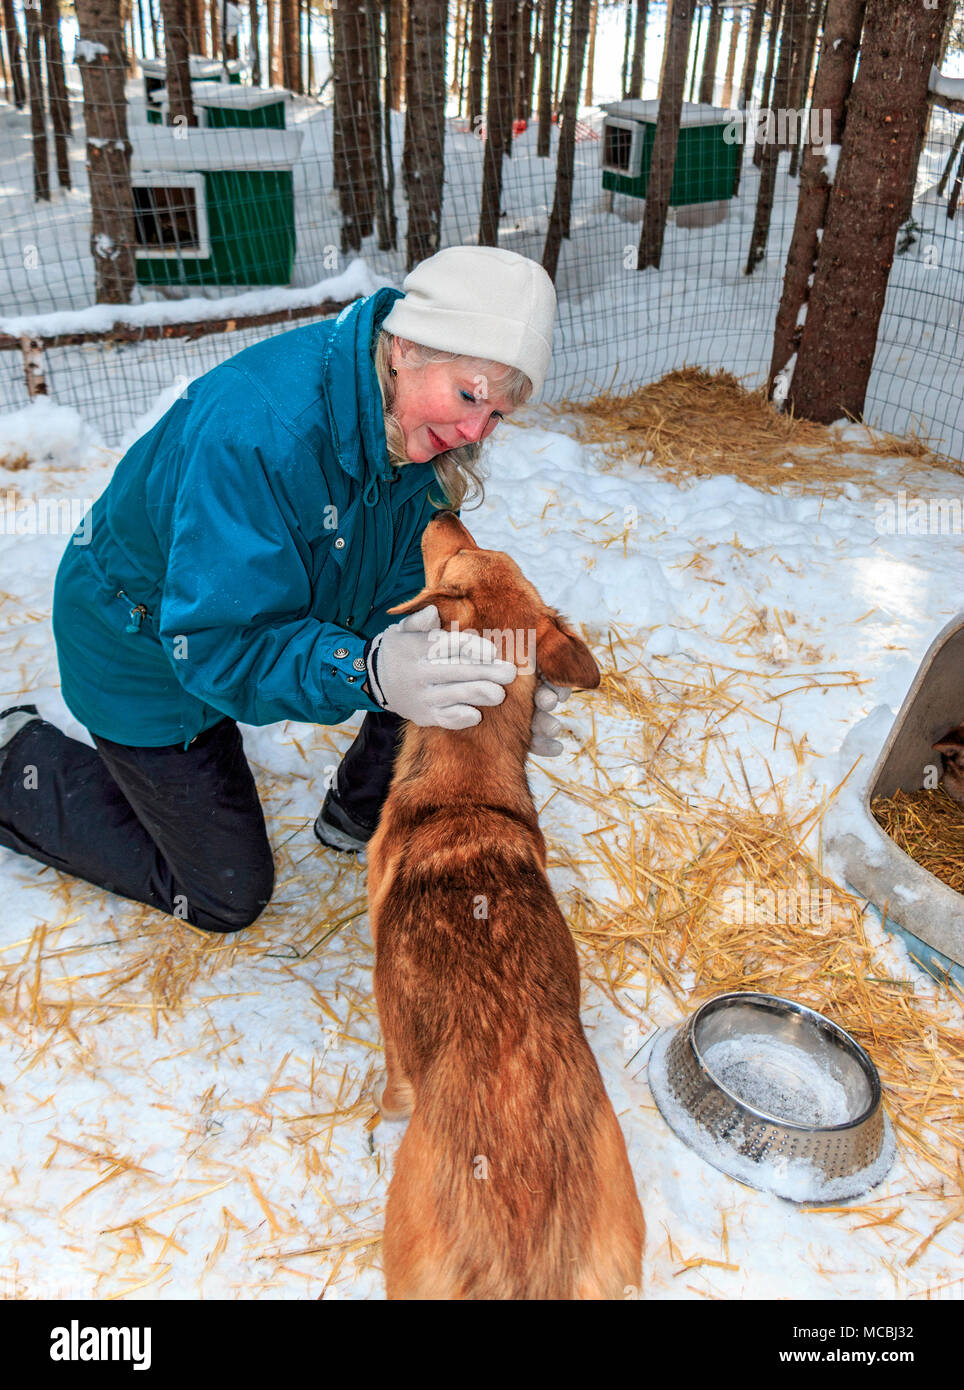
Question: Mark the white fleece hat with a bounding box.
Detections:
[381,246,557,397]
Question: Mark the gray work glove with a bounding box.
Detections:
[530,680,571,757]
[365,605,516,730]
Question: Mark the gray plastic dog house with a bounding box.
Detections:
[825,613,964,973]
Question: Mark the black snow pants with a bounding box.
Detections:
[0,711,402,933]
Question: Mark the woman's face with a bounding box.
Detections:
[391,346,518,463]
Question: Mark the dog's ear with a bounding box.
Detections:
[388,584,466,616]
[535,613,600,690]
[933,725,964,754]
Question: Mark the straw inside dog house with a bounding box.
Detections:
[826,613,964,976]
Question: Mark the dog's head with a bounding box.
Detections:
[933,723,964,806]
[387,512,600,690]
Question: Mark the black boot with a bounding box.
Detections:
[313,711,404,854]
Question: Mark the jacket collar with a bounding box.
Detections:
[320,286,403,493]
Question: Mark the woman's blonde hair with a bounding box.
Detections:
[373,329,533,509]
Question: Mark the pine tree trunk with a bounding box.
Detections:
[753,0,783,166]
[745,0,807,272]
[699,0,723,105]
[788,0,824,176]
[160,0,197,125]
[789,0,952,423]
[521,0,536,119]
[621,0,632,98]
[552,0,565,111]
[208,0,219,58]
[75,0,136,303]
[382,0,397,247]
[687,1,702,103]
[720,4,741,108]
[403,0,447,268]
[186,0,201,53]
[249,0,261,84]
[280,0,299,92]
[733,0,767,193]
[537,0,554,155]
[637,0,695,270]
[266,0,275,81]
[389,0,404,109]
[479,0,512,244]
[41,0,71,189]
[739,0,766,109]
[3,0,26,107]
[628,0,648,99]
[769,0,864,393]
[333,0,379,252]
[584,0,596,106]
[542,0,591,279]
[467,0,484,128]
[25,1,50,202]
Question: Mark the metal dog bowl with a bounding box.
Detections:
[648,992,896,1203]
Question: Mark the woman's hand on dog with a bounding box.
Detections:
[367,605,517,730]
[530,681,570,757]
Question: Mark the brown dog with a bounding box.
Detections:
[367,512,645,1300]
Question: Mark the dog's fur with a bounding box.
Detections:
[367,513,645,1300]
[933,723,964,806]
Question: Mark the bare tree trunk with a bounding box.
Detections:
[403,0,447,267]
[160,0,197,125]
[208,0,219,58]
[753,0,783,166]
[628,0,648,99]
[637,0,695,270]
[687,0,702,103]
[788,0,825,176]
[537,0,554,154]
[733,0,766,193]
[583,0,596,106]
[3,0,26,107]
[789,0,952,424]
[467,0,484,129]
[745,0,807,273]
[41,0,71,189]
[739,0,766,109]
[147,0,159,54]
[25,1,50,202]
[479,0,512,244]
[249,0,261,84]
[552,0,565,111]
[699,0,723,105]
[266,0,275,81]
[388,0,404,108]
[621,0,632,97]
[542,0,592,279]
[720,4,742,108]
[75,0,136,303]
[769,0,864,393]
[332,0,378,251]
[280,0,300,92]
[521,0,536,119]
[382,0,397,247]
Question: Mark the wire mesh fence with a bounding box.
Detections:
[1,1,963,461]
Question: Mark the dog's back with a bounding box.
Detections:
[367,513,644,1300]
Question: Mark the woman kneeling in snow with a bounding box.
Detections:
[0,248,565,932]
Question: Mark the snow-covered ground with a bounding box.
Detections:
[0,390,962,1301]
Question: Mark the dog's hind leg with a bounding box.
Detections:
[375,1036,415,1122]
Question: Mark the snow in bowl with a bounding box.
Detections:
[648,992,895,1204]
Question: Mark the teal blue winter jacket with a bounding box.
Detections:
[52,287,443,747]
